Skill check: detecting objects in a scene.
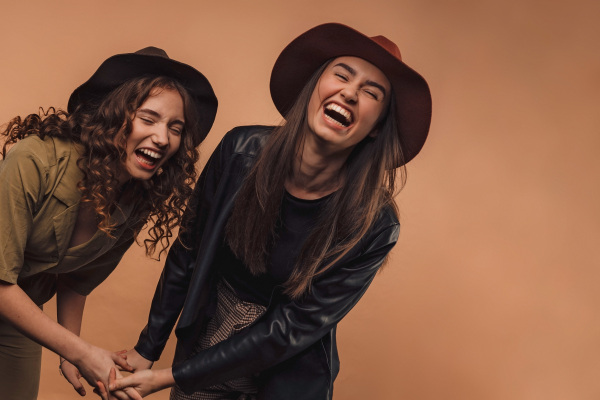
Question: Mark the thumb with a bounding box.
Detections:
[64,365,86,396]
[71,380,86,396]
[108,367,129,391]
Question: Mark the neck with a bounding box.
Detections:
[284,133,350,200]
[112,170,133,202]
[115,165,132,188]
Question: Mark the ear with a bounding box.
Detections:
[368,129,379,138]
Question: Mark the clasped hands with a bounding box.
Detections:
[60,348,156,400]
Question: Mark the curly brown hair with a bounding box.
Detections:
[1,76,201,258]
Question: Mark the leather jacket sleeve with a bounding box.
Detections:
[134,139,227,361]
[172,220,399,394]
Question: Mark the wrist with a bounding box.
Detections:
[59,357,67,376]
[68,340,93,366]
[155,368,175,391]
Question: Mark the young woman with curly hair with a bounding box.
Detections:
[109,23,431,400]
[0,47,217,400]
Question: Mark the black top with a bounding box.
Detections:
[218,190,331,305]
[135,126,401,398]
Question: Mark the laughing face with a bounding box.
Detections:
[120,87,185,183]
[305,56,391,156]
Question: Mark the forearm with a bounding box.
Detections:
[154,368,176,392]
[56,281,87,369]
[135,241,194,360]
[0,281,91,364]
[57,280,86,336]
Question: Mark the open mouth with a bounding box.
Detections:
[323,103,353,128]
[135,148,163,167]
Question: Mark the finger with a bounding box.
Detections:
[97,381,109,400]
[108,367,127,392]
[68,373,86,396]
[108,370,136,400]
[62,366,87,396]
[110,389,134,400]
[115,349,128,359]
[108,367,117,384]
[68,380,86,396]
[75,383,86,397]
[108,374,134,391]
[124,387,143,400]
[112,353,133,372]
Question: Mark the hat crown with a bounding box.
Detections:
[370,35,402,61]
[68,46,217,144]
[134,46,170,59]
[270,23,431,166]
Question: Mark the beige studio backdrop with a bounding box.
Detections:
[1,0,599,399]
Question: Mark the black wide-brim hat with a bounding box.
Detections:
[68,47,218,145]
[270,23,432,166]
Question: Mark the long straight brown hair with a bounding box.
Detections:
[226,60,406,299]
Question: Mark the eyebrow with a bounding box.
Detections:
[334,62,387,97]
[137,108,185,125]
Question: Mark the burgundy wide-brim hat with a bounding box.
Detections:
[68,47,218,145]
[270,23,432,166]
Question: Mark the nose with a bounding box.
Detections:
[340,84,358,103]
[151,124,170,147]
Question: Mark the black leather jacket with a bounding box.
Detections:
[134,126,400,399]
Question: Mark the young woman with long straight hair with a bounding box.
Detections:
[0,47,217,400]
[110,23,432,400]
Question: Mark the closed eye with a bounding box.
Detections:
[364,89,379,100]
[335,73,349,81]
[169,124,184,135]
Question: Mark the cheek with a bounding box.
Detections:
[122,134,135,154]
[123,123,142,149]
[308,85,322,115]
[366,104,387,127]
[316,76,339,99]
[169,137,182,157]
[308,76,335,111]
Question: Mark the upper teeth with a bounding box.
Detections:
[325,103,352,123]
[139,148,161,159]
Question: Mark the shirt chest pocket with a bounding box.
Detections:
[23,201,78,273]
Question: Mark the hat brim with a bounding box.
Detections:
[270,23,432,165]
[68,52,218,145]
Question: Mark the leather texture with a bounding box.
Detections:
[135,125,400,399]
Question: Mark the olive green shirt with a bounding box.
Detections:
[0,135,136,305]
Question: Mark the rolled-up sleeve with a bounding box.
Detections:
[0,145,47,284]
